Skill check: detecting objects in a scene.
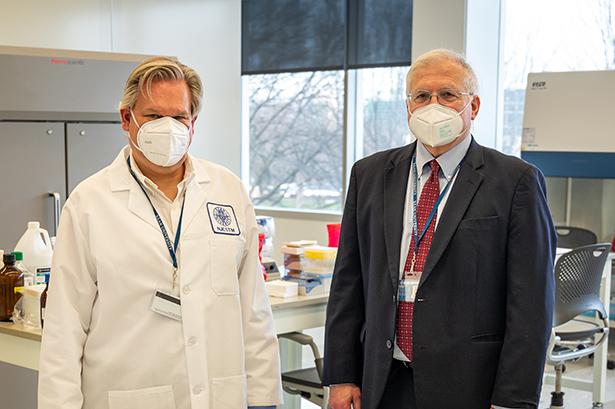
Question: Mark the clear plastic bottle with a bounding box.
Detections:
[11,251,35,287]
[0,254,25,321]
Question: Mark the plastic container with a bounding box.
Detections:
[14,222,53,285]
[11,251,35,287]
[327,223,341,247]
[21,284,46,328]
[303,246,337,274]
[255,216,275,258]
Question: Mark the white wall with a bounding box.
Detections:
[0,0,242,174]
[412,0,502,149]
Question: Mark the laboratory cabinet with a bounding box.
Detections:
[66,123,127,193]
[0,122,65,251]
[0,121,125,251]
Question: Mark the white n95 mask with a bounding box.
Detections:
[409,102,471,147]
[130,111,191,167]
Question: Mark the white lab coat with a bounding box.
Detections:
[38,147,283,409]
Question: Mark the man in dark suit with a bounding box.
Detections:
[323,49,556,409]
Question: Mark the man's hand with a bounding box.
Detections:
[329,384,361,409]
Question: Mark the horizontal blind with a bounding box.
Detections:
[242,0,412,75]
[347,0,413,69]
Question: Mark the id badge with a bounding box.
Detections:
[151,289,182,321]
[398,273,421,303]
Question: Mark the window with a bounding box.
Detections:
[354,66,410,159]
[246,71,344,211]
[500,0,615,156]
[242,0,412,212]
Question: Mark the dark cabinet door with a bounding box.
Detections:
[0,122,65,251]
[66,123,126,194]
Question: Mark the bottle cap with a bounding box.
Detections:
[3,254,16,265]
[11,251,24,261]
[28,221,40,229]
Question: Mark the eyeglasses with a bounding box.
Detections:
[406,89,473,106]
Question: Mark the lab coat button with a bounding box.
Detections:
[192,385,203,395]
[188,336,198,346]
[386,339,392,349]
[182,285,192,295]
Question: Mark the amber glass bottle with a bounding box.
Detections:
[0,254,25,321]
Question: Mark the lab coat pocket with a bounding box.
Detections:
[210,239,241,295]
[211,374,248,409]
[108,385,176,409]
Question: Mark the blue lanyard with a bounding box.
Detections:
[127,157,185,271]
[411,155,461,257]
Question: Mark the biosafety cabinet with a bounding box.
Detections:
[0,46,148,251]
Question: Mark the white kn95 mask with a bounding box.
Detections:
[409,101,471,147]
[130,111,191,167]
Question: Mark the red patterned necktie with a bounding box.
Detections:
[396,159,440,361]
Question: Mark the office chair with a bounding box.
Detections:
[555,226,597,249]
[547,243,611,409]
[555,227,615,371]
[278,332,327,408]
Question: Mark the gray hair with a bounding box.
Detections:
[406,49,478,95]
[119,56,203,116]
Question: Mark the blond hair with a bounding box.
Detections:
[119,56,203,116]
[406,49,478,95]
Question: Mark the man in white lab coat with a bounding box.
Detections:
[38,56,283,409]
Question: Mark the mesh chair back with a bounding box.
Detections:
[555,226,597,249]
[553,243,610,327]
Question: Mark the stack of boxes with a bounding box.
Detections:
[266,240,339,298]
[281,240,317,278]
[281,241,337,296]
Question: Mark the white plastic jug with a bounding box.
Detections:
[14,222,53,284]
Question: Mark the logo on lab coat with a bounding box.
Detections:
[213,207,232,226]
[206,202,240,235]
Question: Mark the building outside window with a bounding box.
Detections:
[246,71,344,211]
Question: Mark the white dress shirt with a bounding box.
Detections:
[129,151,195,236]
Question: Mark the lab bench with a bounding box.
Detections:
[0,294,328,409]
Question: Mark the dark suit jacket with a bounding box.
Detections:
[323,139,556,409]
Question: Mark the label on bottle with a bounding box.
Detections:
[36,269,50,285]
